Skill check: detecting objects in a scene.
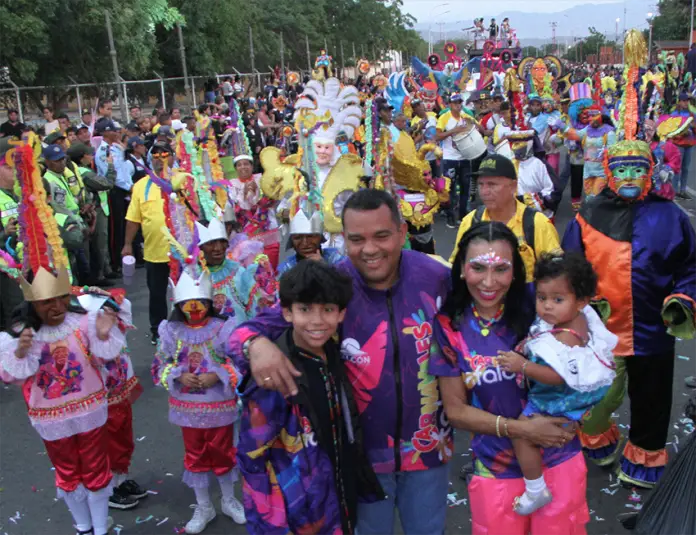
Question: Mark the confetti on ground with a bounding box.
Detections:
[137,436,147,441]
[31,486,37,492]
[625,504,642,511]
[113,527,122,535]
[147,490,159,495]
[174,528,186,534]
[157,517,169,526]
[135,515,154,524]
[446,492,468,507]
[610,482,620,488]
[629,490,641,502]
[165,473,174,477]
[460,453,470,457]
[677,355,690,361]
[673,443,679,453]
[595,516,605,522]
[601,488,618,495]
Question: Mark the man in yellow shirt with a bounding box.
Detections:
[449,154,560,282]
[122,142,171,344]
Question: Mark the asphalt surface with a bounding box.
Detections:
[1,173,695,535]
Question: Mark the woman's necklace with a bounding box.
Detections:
[471,303,505,337]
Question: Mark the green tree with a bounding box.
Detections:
[651,0,693,42]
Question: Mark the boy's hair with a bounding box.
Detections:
[534,251,597,299]
[279,260,353,310]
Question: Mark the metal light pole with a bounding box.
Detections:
[104,9,127,122]
[647,13,654,64]
[306,34,311,72]
[691,0,695,46]
[280,31,285,75]
[177,23,192,111]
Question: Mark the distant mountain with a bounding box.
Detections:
[415,1,653,41]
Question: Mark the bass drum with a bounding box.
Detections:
[453,127,486,160]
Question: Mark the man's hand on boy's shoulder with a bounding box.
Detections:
[248,336,302,398]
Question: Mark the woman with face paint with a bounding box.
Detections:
[151,269,246,533]
[429,222,590,534]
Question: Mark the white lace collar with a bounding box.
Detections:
[33,313,83,344]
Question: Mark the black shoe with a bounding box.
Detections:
[106,271,122,280]
[118,479,148,500]
[151,334,160,346]
[446,216,457,229]
[108,488,139,510]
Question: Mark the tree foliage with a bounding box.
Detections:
[650,0,693,42]
[0,0,424,88]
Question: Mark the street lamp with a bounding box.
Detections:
[428,3,450,54]
[615,18,620,41]
[690,0,695,47]
[647,12,655,64]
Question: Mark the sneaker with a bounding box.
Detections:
[118,479,149,500]
[108,487,139,510]
[185,503,216,534]
[686,376,696,389]
[221,496,246,525]
[446,216,457,229]
[512,488,553,515]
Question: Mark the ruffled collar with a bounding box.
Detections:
[209,258,241,282]
[529,305,618,355]
[169,318,224,345]
[34,313,84,344]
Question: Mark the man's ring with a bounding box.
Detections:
[263,377,272,382]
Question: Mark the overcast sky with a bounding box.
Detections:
[401,0,656,25]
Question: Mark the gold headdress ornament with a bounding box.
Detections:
[7,141,71,301]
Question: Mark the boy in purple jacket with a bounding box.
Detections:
[238,260,382,534]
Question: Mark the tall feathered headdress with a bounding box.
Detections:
[0,142,71,301]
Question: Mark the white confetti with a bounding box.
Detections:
[625,504,643,510]
[137,436,146,442]
[146,490,159,495]
[156,517,169,526]
[601,488,619,495]
[595,516,605,522]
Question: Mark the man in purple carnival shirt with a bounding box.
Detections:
[229,189,453,535]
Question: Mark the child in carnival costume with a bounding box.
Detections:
[72,286,148,511]
[0,141,126,535]
[643,115,689,201]
[259,62,363,253]
[173,124,278,323]
[562,29,696,489]
[151,213,246,533]
[560,82,617,206]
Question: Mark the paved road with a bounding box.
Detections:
[1,183,695,535]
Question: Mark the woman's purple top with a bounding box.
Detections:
[428,308,580,479]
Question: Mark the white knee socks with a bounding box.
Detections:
[63,491,92,532]
[194,485,212,507]
[87,486,111,535]
[217,471,237,500]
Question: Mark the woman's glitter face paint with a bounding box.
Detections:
[467,249,513,267]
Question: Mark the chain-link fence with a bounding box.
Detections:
[0,72,273,128]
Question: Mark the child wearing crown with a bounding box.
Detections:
[151,268,246,534]
[0,144,127,535]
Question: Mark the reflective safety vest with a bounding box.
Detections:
[78,166,110,217]
[0,189,18,228]
[44,170,80,214]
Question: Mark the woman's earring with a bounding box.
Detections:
[460,274,466,280]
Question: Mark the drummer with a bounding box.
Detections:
[435,93,487,228]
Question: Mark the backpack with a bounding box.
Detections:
[472,205,536,255]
